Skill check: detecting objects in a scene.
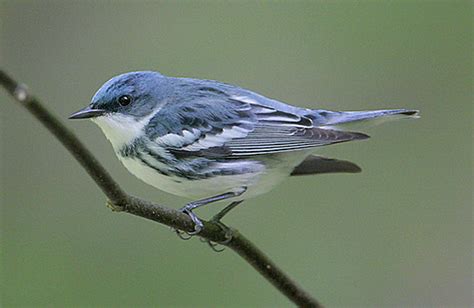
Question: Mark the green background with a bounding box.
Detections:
[1,1,472,307]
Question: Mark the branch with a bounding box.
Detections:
[1,69,322,307]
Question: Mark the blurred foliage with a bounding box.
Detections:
[1,1,472,307]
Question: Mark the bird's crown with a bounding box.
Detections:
[90,71,166,117]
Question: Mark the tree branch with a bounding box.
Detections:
[1,69,322,307]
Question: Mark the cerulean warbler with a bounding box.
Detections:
[70,71,418,234]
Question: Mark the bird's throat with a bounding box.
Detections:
[92,114,149,151]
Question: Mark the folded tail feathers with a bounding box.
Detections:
[290,109,418,176]
[291,155,361,176]
[311,109,419,129]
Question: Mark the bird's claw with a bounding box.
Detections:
[198,219,234,252]
[174,203,234,252]
[198,237,225,252]
[206,240,226,253]
[209,219,234,245]
[180,207,203,235]
[174,219,233,253]
[174,228,193,240]
[174,206,204,240]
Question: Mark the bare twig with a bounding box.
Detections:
[1,69,322,307]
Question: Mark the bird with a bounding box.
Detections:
[69,71,418,235]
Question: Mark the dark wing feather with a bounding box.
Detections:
[291,155,361,176]
[145,90,369,158]
[227,125,368,156]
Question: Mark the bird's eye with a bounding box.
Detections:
[117,95,132,106]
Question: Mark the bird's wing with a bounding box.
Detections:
[145,91,368,157]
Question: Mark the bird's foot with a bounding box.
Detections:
[200,237,226,252]
[174,204,204,240]
[180,206,204,235]
[173,191,245,241]
[199,218,234,252]
[174,211,233,252]
[174,228,193,240]
[209,218,234,245]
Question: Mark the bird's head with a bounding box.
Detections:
[69,71,166,147]
[69,71,165,120]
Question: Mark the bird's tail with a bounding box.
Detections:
[310,109,419,129]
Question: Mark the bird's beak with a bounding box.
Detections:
[69,106,106,119]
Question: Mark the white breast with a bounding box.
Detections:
[92,113,309,202]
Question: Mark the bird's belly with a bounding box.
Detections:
[117,154,305,200]
[117,155,200,197]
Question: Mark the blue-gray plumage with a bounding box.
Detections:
[69,71,419,234]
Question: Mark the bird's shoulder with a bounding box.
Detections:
[145,85,255,139]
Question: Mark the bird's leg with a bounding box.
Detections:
[203,200,244,249]
[210,200,244,223]
[196,201,244,252]
[179,192,238,234]
[177,187,246,236]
